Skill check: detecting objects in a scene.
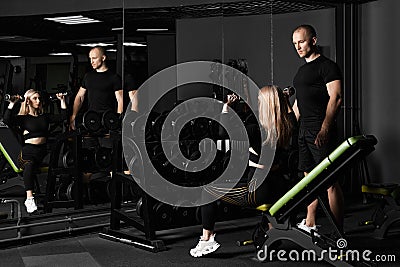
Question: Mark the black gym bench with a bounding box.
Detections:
[0,125,48,195]
[345,183,400,239]
[0,124,82,212]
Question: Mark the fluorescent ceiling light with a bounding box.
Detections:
[0,35,47,42]
[0,55,22,58]
[44,15,101,25]
[111,27,123,31]
[0,36,16,40]
[136,28,168,32]
[123,42,146,47]
[49,52,72,56]
[76,43,114,47]
[106,49,117,52]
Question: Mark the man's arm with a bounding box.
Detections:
[315,79,342,147]
[292,99,300,120]
[128,90,138,112]
[69,87,86,130]
[115,89,123,114]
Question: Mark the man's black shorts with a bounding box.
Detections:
[298,126,338,173]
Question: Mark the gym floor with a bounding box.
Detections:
[0,197,399,267]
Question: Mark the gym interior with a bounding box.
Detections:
[1,0,400,266]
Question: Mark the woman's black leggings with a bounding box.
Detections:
[201,170,288,231]
[18,144,47,191]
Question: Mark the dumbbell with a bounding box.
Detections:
[82,110,102,132]
[173,114,194,141]
[66,181,76,200]
[129,112,155,142]
[56,183,68,201]
[62,150,74,168]
[173,202,196,226]
[153,202,173,228]
[54,174,72,200]
[191,117,211,140]
[123,138,144,181]
[151,143,185,183]
[95,147,112,170]
[151,112,174,140]
[81,148,96,172]
[184,142,224,185]
[136,197,143,218]
[102,110,120,131]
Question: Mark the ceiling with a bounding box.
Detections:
[0,0,375,57]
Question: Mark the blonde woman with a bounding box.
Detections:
[3,89,67,213]
[190,85,296,257]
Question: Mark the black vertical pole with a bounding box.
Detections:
[336,3,364,196]
[73,133,83,209]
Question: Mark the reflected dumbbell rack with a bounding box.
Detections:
[45,110,124,212]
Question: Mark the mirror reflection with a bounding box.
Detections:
[0,3,123,237]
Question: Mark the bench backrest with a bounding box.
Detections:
[269,135,377,221]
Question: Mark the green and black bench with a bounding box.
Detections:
[345,183,400,239]
[248,135,378,266]
[0,123,48,198]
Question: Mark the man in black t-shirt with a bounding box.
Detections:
[291,25,344,232]
[69,46,123,130]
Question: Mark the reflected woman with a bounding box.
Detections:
[3,89,67,213]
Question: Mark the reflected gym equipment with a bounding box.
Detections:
[82,110,102,133]
[136,197,143,218]
[62,151,74,169]
[95,147,113,170]
[88,173,111,204]
[102,110,121,131]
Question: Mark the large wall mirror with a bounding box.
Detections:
[0,1,123,227]
[122,0,337,113]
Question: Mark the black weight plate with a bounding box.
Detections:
[82,110,102,132]
[102,110,120,131]
[95,147,112,169]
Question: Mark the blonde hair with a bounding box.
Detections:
[18,89,43,115]
[258,85,292,148]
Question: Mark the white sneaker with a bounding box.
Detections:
[24,197,37,213]
[190,234,221,257]
[297,219,320,237]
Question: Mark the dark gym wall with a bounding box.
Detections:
[176,15,270,87]
[222,15,270,88]
[176,17,224,64]
[272,9,336,88]
[361,0,400,183]
[176,10,335,89]
[176,16,224,102]
[147,34,177,112]
[10,58,26,93]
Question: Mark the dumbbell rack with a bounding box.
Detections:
[100,172,166,252]
[44,130,84,212]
